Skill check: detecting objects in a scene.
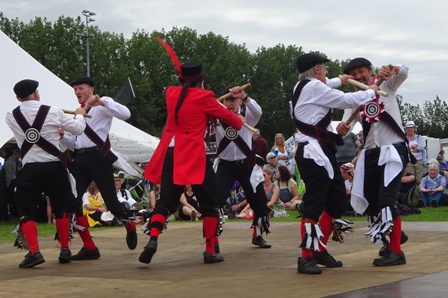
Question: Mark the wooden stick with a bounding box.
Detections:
[217,83,251,102]
[214,83,257,133]
[346,79,388,98]
[345,65,394,125]
[62,109,92,118]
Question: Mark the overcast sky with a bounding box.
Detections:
[2,0,448,106]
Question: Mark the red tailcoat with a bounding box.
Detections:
[144,86,242,185]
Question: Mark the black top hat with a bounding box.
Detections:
[14,79,39,99]
[70,76,95,87]
[343,58,372,74]
[296,53,329,73]
[180,61,203,81]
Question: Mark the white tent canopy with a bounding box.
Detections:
[0,30,159,168]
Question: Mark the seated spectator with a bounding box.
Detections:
[115,173,139,209]
[147,183,161,213]
[82,182,114,227]
[437,155,448,172]
[177,185,201,221]
[275,165,301,211]
[236,204,254,219]
[265,152,278,179]
[263,167,279,208]
[226,181,247,217]
[419,162,447,207]
[340,162,355,213]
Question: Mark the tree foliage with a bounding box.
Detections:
[1,13,446,143]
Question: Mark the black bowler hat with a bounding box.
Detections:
[70,76,95,87]
[343,57,372,74]
[181,61,203,79]
[13,79,39,98]
[296,53,329,73]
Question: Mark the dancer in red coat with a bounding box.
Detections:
[139,60,243,264]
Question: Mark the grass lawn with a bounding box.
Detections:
[1,206,447,245]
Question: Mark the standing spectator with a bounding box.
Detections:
[339,57,409,267]
[405,121,427,185]
[214,86,272,249]
[436,155,448,172]
[292,53,378,274]
[6,79,86,267]
[357,130,365,150]
[336,132,361,165]
[252,128,269,165]
[2,147,18,218]
[139,60,242,265]
[59,76,133,260]
[419,162,446,207]
[271,133,295,176]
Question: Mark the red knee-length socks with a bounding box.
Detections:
[319,211,333,249]
[55,214,70,249]
[149,214,166,238]
[21,220,39,254]
[203,216,218,254]
[75,215,96,250]
[388,216,402,254]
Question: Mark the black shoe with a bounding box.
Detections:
[373,250,406,266]
[71,247,101,261]
[379,230,409,256]
[58,248,72,264]
[313,250,343,267]
[431,200,439,207]
[126,227,138,250]
[203,252,224,264]
[19,250,45,268]
[252,236,271,248]
[139,239,157,264]
[297,256,322,274]
[417,199,425,208]
[214,243,220,254]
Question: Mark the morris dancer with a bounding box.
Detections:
[292,53,379,274]
[59,76,135,260]
[214,86,273,249]
[6,79,86,267]
[139,58,243,265]
[337,58,409,266]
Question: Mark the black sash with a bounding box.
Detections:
[291,80,343,146]
[12,105,69,167]
[83,124,118,163]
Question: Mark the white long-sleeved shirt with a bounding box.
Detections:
[215,98,262,161]
[293,77,376,144]
[341,66,409,148]
[60,96,130,150]
[6,100,86,166]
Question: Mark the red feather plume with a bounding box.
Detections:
[154,36,182,78]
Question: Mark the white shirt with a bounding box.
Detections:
[60,96,130,150]
[6,100,86,166]
[293,77,376,144]
[215,98,262,161]
[342,66,409,148]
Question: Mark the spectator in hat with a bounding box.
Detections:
[139,59,243,265]
[291,53,379,274]
[6,79,86,267]
[405,120,427,184]
[59,76,134,259]
[337,57,409,267]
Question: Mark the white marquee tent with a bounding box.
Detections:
[0,30,159,174]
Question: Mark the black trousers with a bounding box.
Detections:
[296,143,347,222]
[216,159,270,217]
[364,143,409,218]
[153,148,219,218]
[15,161,73,219]
[68,151,122,217]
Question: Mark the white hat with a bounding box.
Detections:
[405,121,416,128]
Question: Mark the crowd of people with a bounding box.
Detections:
[3,45,445,277]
